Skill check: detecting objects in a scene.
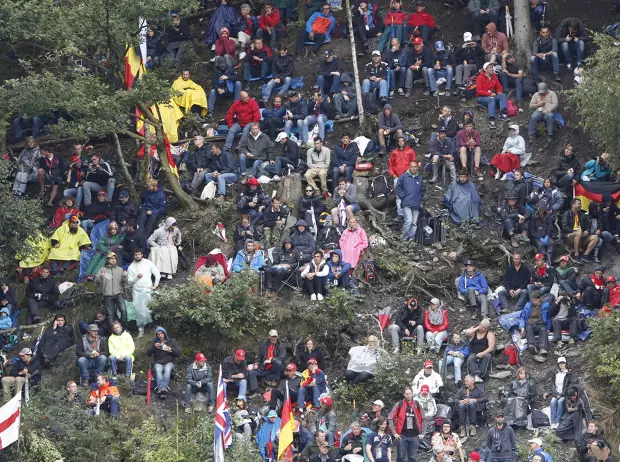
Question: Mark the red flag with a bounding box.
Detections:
[146,369,152,405]
[278,383,294,461]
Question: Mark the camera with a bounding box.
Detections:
[392,58,400,69]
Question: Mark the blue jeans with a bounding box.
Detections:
[317,74,341,96]
[203,172,238,196]
[597,230,614,248]
[208,82,242,113]
[63,187,84,207]
[225,379,247,400]
[328,269,350,288]
[284,119,302,137]
[332,165,354,183]
[238,154,262,177]
[185,382,216,405]
[531,4,545,26]
[477,94,507,119]
[397,435,420,462]
[550,396,565,423]
[243,61,271,82]
[527,283,551,299]
[530,54,559,80]
[442,355,465,382]
[109,355,133,378]
[225,123,252,150]
[247,209,264,226]
[402,207,420,240]
[82,179,115,205]
[377,25,404,51]
[301,114,327,143]
[81,219,95,234]
[528,110,555,136]
[153,362,175,389]
[14,116,42,139]
[560,40,584,64]
[261,76,292,102]
[297,385,321,408]
[274,156,296,175]
[362,79,388,98]
[99,395,120,417]
[77,355,108,380]
[428,67,454,91]
[500,73,523,103]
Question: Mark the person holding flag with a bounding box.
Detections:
[278,382,295,461]
[214,365,232,462]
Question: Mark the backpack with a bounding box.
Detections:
[506,99,518,117]
[604,22,620,38]
[362,92,380,114]
[369,175,392,199]
[363,260,378,285]
[531,410,550,428]
[130,379,156,396]
[504,344,519,366]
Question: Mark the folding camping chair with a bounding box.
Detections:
[276,261,303,294]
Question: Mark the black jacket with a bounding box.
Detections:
[292,228,316,254]
[42,324,74,352]
[257,339,287,369]
[76,335,109,358]
[297,346,326,370]
[187,145,212,172]
[237,186,272,212]
[500,203,530,222]
[317,225,343,251]
[287,98,308,122]
[146,337,181,365]
[112,199,139,225]
[532,35,558,55]
[263,205,289,228]
[10,357,41,377]
[234,223,261,247]
[273,246,298,266]
[319,58,344,77]
[279,139,300,165]
[221,355,248,380]
[122,230,147,256]
[211,151,238,174]
[555,18,589,44]
[402,45,432,69]
[547,369,577,397]
[561,209,591,234]
[503,264,531,291]
[437,116,459,138]
[504,179,527,205]
[26,277,59,303]
[82,201,112,223]
[394,303,424,332]
[431,49,455,69]
[273,54,294,80]
[166,19,191,42]
[333,143,360,168]
[551,152,581,180]
[1,287,17,309]
[364,61,388,80]
[549,298,577,320]
[528,215,553,240]
[531,264,555,288]
[456,42,484,68]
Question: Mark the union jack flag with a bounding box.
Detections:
[213,365,232,461]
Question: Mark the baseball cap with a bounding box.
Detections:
[19,348,32,356]
[435,41,445,51]
[463,32,473,42]
[324,49,334,57]
[71,155,80,163]
[420,384,430,393]
[538,82,548,94]
[416,0,425,6]
[438,126,448,133]
[372,399,384,407]
[269,329,279,337]
[97,189,107,196]
[430,297,440,305]
[534,253,544,261]
[495,410,505,417]
[275,132,288,142]
[557,356,567,364]
[469,452,481,462]
[119,189,129,200]
[107,251,117,258]
[286,363,297,371]
[307,358,318,365]
[483,62,492,70]
[372,50,381,56]
[235,349,246,360]
[69,215,80,223]
[88,324,99,331]
[413,37,423,45]
[607,276,617,282]
[423,360,433,368]
[267,410,278,418]
[247,177,260,186]
[560,255,570,262]
[195,352,207,361]
[463,259,473,266]
[528,438,543,446]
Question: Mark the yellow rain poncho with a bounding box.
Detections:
[171,76,208,117]
[17,233,50,269]
[48,222,92,261]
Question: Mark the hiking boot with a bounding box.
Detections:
[473,166,482,180]
[404,90,411,97]
[431,90,438,97]
[554,73,561,81]
[460,427,467,437]
[380,96,388,104]
[469,426,477,436]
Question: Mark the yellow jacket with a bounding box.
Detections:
[48,223,91,261]
[171,77,208,116]
[108,330,135,360]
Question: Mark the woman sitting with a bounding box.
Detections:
[502,366,536,427]
[50,196,81,230]
[84,221,124,281]
[195,253,228,287]
[296,337,326,370]
[148,217,182,280]
[424,298,449,353]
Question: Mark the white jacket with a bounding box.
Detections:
[346,345,386,374]
[127,258,161,291]
[412,370,444,394]
[502,125,526,156]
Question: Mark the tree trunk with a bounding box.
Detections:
[154,126,198,211]
[513,0,533,70]
[298,0,306,24]
[345,0,364,124]
[277,172,303,207]
[112,133,138,199]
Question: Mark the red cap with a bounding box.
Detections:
[423,360,433,368]
[71,155,80,163]
[319,396,333,407]
[468,451,481,461]
[534,253,544,261]
[307,358,318,366]
[247,177,260,186]
[607,276,616,283]
[97,189,107,196]
[195,352,207,362]
[235,349,246,360]
[560,255,570,262]
[413,37,423,45]
[420,384,430,393]
[286,363,297,371]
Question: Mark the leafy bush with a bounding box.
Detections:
[149,272,269,340]
[588,312,620,400]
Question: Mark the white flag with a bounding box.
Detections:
[0,391,21,450]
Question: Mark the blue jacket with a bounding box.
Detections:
[582,159,612,182]
[518,299,551,330]
[232,249,265,273]
[140,185,167,216]
[0,308,12,330]
[396,171,424,209]
[458,271,489,295]
[256,416,281,460]
[306,12,336,42]
[211,150,238,175]
[332,142,359,168]
[327,250,351,280]
[445,341,470,359]
[528,448,554,462]
[261,106,286,121]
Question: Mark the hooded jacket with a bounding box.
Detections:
[396,169,424,209]
[332,181,358,207]
[339,225,368,269]
[378,105,403,131]
[257,416,282,459]
[0,308,12,330]
[146,327,181,365]
[306,11,335,39]
[237,185,272,211]
[186,360,213,386]
[140,185,167,216]
[96,262,127,296]
[337,73,356,99]
[458,271,489,295]
[272,54,294,80]
[108,328,135,360]
[225,97,261,128]
[273,239,298,266]
[388,144,417,177]
[238,131,274,161]
[148,217,181,247]
[333,142,359,168]
[232,246,265,272]
[582,159,612,182]
[327,249,351,280]
[502,125,526,156]
[481,22,509,54]
[292,220,317,254]
[519,299,551,329]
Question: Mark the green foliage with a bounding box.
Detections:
[571,34,620,154]
[325,288,361,322]
[588,311,620,401]
[123,417,181,461]
[149,273,269,340]
[0,158,45,273]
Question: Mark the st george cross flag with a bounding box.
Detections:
[213,365,232,462]
[0,392,21,450]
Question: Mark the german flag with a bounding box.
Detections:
[574,182,620,210]
[277,383,295,461]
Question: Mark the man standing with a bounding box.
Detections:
[96,252,128,329]
[126,249,161,337]
[108,320,135,380]
[389,386,424,462]
[76,324,108,387]
[396,161,424,242]
[487,412,517,462]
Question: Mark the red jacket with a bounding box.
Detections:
[225,98,261,127]
[609,284,620,307]
[259,9,281,29]
[384,10,408,26]
[246,45,273,68]
[423,309,449,332]
[388,147,416,178]
[215,36,237,57]
[407,12,436,28]
[50,206,81,229]
[475,71,503,97]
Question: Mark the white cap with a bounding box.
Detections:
[528,438,543,447]
[557,356,567,364]
[269,329,279,337]
[483,62,492,70]
[275,132,288,142]
[372,50,381,56]
[463,32,473,42]
[372,399,385,407]
[430,297,440,305]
